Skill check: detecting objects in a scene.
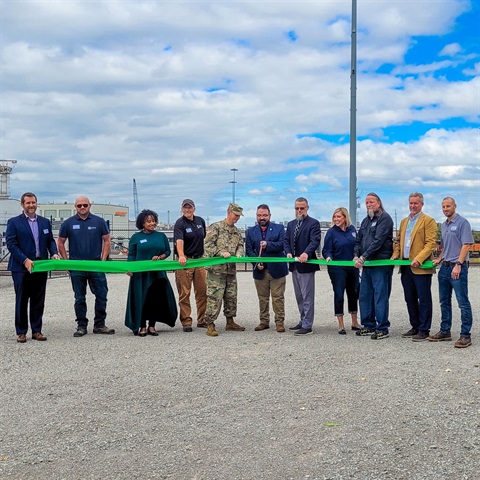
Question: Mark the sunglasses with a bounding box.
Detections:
[295,207,307,211]
[76,204,89,208]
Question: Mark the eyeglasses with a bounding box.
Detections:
[76,204,89,208]
[295,207,307,211]
[257,214,270,218]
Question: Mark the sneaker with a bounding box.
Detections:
[412,332,429,342]
[401,328,418,338]
[93,326,115,334]
[73,328,87,337]
[355,328,375,336]
[428,331,452,342]
[294,328,313,335]
[454,336,472,348]
[289,323,302,331]
[371,332,389,340]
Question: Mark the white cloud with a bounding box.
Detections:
[440,42,462,57]
[0,0,478,228]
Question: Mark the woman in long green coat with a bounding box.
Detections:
[124,209,178,336]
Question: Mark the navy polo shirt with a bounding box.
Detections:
[59,213,110,260]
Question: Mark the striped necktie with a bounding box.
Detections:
[293,220,302,255]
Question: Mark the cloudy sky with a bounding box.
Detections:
[1,0,479,228]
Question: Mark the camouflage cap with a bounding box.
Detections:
[228,203,244,216]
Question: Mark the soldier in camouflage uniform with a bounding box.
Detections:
[203,203,245,337]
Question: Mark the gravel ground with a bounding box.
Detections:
[0,268,479,480]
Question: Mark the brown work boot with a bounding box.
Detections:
[276,323,285,333]
[428,331,452,342]
[454,336,472,348]
[206,323,218,337]
[254,323,270,331]
[225,317,245,331]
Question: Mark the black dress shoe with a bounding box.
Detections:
[138,329,147,337]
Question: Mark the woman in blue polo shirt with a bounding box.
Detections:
[124,209,177,336]
[322,207,361,334]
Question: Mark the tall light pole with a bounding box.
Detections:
[349,0,358,226]
[230,168,238,203]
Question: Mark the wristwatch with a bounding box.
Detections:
[455,261,463,266]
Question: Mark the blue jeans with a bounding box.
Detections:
[327,266,359,316]
[70,271,108,328]
[438,264,472,337]
[359,266,393,334]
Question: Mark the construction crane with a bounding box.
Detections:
[133,178,139,218]
[0,159,18,198]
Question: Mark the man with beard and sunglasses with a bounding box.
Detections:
[284,197,321,335]
[246,204,289,333]
[354,192,394,340]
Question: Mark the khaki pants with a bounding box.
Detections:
[254,270,286,325]
[175,267,207,326]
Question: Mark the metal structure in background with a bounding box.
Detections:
[349,0,358,226]
[0,159,17,198]
[230,168,238,204]
[133,178,139,218]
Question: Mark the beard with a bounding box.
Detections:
[258,219,268,227]
[296,213,306,221]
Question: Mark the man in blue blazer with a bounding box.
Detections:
[246,204,289,332]
[284,197,321,335]
[6,192,59,343]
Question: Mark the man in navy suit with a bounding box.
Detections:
[246,204,289,333]
[6,192,59,343]
[284,197,321,335]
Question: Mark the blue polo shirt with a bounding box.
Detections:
[441,214,473,262]
[59,213,109,260]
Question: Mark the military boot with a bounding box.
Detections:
[225,317,245,331]
[206,323,218,337]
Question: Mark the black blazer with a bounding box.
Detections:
[6,214,58,272]
[284,216,321,273]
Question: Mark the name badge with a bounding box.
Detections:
[186,228,193,233]
[140,239,147,243]
[73,225,80,230]
[43,229,49,234]
[451,226,457,231]
[371,222,377,227]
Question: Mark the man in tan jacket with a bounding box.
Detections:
[392,192,437,342]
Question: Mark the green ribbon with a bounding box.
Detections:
[31,257,435,274]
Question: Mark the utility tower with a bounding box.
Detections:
[133,178,139,218]
[0,159,17,198]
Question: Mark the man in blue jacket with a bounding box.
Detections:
[246,204,289,332]
[354,192,394,340]
[284,197,321,335]
[6,192,59,343]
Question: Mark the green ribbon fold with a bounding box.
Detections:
[31,257,435,274]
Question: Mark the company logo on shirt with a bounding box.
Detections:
[88,226,97,230]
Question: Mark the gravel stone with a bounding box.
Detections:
[0,268,479,479]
